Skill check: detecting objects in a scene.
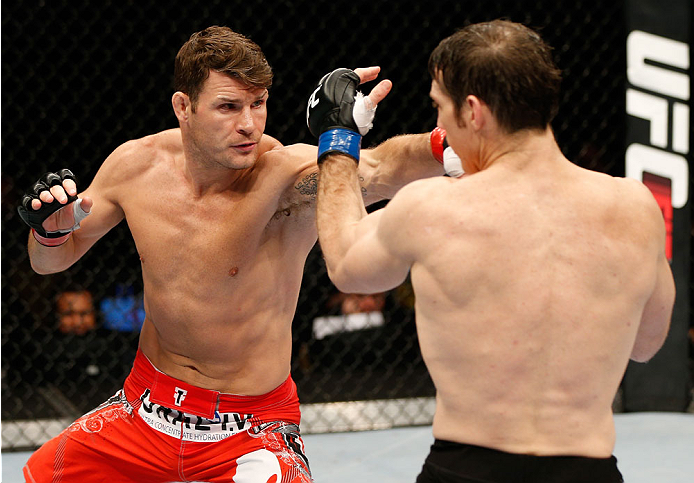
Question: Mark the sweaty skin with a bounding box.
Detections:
[315,78,674,458]
[104,133,321,396]
[27,69,443,396]
[402,156,671,458]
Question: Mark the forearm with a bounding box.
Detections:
[317,155,367,279]
[359,132,443,203]
[27,230,90,274]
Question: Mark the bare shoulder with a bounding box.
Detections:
[260,143,319,204]
[393,176,454,202]
[258,133,283,154]
[80,129,182,208]
[577,169,665,246]
[260,142,317,167]
[370,177,456,260]
[258,142,318,184]
[93,129,181,185]
[613,175,657,201]
[380,176,457,225]
[611,175,665,226]
[587,171,660,214]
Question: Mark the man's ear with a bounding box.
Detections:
[172,91,191,123]
[466,95,487,131]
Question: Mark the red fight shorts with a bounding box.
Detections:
[24,349,312,483]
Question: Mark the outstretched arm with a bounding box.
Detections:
[317,153,411,293]
[304,66,447,291]
[360,126,464,204]
[359,132,443,205]
[305,66,459,206]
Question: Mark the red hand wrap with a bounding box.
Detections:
[32,229,70,247]
[430,127,446,164]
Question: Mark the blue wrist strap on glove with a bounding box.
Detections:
[318,128,361,164]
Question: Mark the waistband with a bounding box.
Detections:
[430,439,618,462]
[125,349,300,423]
[425,439,622,482]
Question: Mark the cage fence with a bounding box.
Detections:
[2,0,629,451]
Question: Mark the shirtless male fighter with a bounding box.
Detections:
[309,20,675,483]
[18,26,446,482]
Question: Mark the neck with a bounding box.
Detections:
[179,138,251,198]
[477,127,563,172]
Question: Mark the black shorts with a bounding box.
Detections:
[415,439,624,483]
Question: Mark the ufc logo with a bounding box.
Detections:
[625,30,689,262]
[625,30,689,210]
[174,387,187,407]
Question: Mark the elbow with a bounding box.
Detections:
[630,339,666,364]
[327,265,389,295]
[29,257,49,275]
[629,351,654,364]
[30,260,63,275]
[326,265,369,295]
[326,266,357,294]
[28,238,76,275]
[29,253,72,275]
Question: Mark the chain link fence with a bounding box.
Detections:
[2,0,636,450]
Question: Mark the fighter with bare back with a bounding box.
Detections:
[309,20,675,483]
[19,26,445,482]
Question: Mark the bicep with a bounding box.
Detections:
[629,182,676,362]
[70,163,126,256]
[327,207,411,294]
[281,145,320,205]
[293,169,319,203]
[631,254,675,362]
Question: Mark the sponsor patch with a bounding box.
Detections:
[138,389,255,442]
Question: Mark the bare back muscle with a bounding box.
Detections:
[386,159,671,457]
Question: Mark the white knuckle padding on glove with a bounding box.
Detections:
[352,92,377,136]
[443,147,465,178]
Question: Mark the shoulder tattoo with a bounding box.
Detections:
[295,172,318,200]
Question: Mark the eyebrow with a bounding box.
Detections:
[217,96,243,104]
[217,91,268,104]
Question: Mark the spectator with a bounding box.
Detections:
[56,289,96,336]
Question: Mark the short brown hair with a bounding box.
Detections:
[428,20,561,133]
[174,26,273,109]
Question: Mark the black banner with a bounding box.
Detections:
[623,0,692,411]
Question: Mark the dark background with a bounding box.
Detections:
[2,0,689,450]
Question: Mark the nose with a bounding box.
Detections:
[237,107,255,135]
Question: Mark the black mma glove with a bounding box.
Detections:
[17,169,89,244]
[306,68,377,163]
